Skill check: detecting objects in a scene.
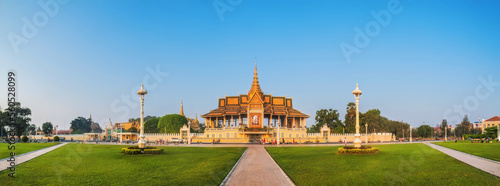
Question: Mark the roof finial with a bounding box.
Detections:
[249,58,263,96]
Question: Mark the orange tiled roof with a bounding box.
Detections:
[485,116,500,122]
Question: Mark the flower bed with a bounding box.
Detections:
[338,146,379,154]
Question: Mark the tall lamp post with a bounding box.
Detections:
[55,125,58,136]
[137,83,148,148]
[188,121,192,145]
[352,83,363,148]
[410,126,412,142]
[365,123,368,144]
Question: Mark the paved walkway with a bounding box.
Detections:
[0,143,68,172]
[222,146,294,186]
[424,142,500,177]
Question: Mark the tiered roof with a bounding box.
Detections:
[201,64,309,118]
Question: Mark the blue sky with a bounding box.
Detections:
[1,0,499,130]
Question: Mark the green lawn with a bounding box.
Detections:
[1,144,246,185]
[434,140,500,161]
[0,143,59,159]
[266,144,500,185]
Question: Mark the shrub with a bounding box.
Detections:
[124,149,142,155]
[53,136,60,142]
[144,149,164,154]
[338,147,379,154]
[22,135,29,143]
[121,146,163,155]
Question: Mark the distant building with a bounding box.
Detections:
[481,116,500,134]
[55,130,71,135]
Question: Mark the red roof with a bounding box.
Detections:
[486,116,500,122]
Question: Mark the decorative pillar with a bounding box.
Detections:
[239,115,242,126]
[137,83,148,149]
[352,83,362,148]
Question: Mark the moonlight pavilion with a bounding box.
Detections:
[201,64,310,142]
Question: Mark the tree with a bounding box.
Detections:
[90,121,102,133]
[53,136,60,142]
[128,127,138,133]
[144,118,160,133]
[0,102,32,138]
[70,117,92,134]
[343,102,356,133]
[440,119,448,137]
[28,124,37,135]
[484,127,498,138]
[461,115,472,134]
[129,115,157,123]
[360,109,382,133]
[42,122,54,136]
[158,114,188,133]
[418,125,433,138]
[311,109,343,133]
[22,135,29,142]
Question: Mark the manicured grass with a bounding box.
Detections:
[434,140,500,161]
[266,144,500,185]
[1,144,246,185]
[0,143,59,159]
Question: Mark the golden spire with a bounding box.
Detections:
[180,99,184,116]
[248,59,263,97]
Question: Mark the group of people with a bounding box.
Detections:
[469,137,497,143]
[212,139,221,144]
[155,139,167,145]
[260,138,301,145]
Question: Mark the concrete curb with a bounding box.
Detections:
[220,147,249,186]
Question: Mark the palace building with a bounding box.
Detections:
[201,64,310,142]
[202,65,309,129]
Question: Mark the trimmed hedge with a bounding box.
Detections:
[338,147,379,154]
[22,135,29,143]
[144,149,164,154]
[123,149,142,155]
[53,136,60,142]
[344,145,372,149]
[121,146,164,155]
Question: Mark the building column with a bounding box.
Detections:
[278,115,281,127]
[223,116,226,128]
[239,115,242,126]
[285,115,288,128]
[292,117,295,128]
[270,114,273,127]
[231,115,233,127]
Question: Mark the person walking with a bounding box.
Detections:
[343,137,347,146]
